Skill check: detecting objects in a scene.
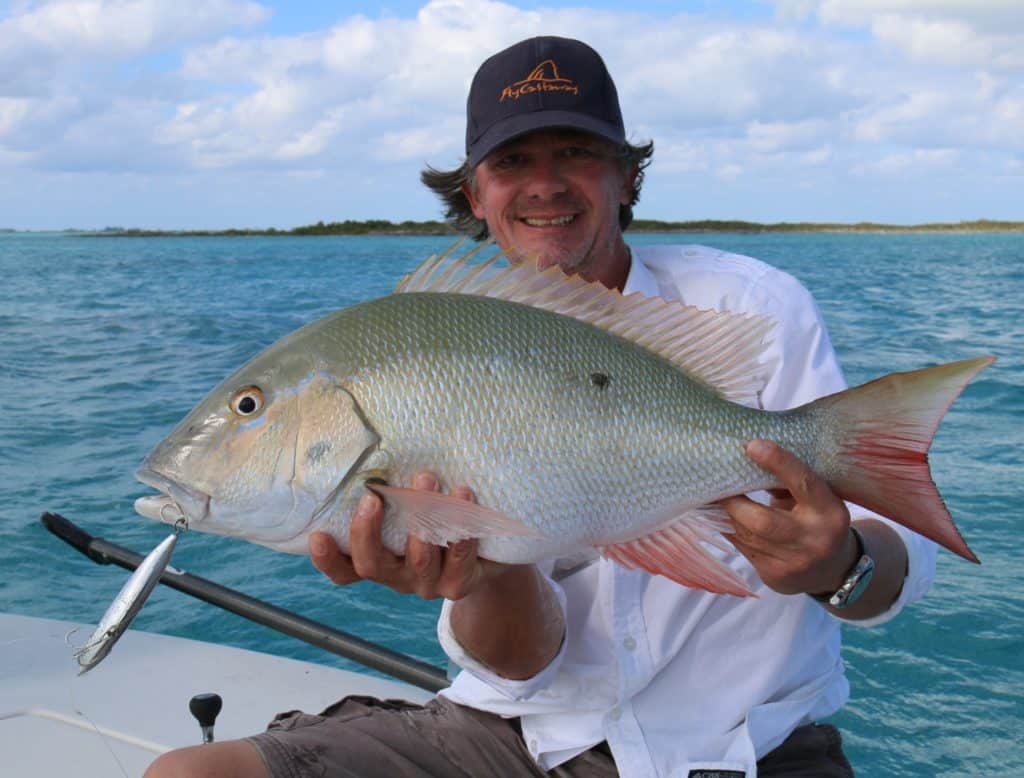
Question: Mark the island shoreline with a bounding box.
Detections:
[6,218,1022,236]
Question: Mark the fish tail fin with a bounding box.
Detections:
[815,356,994,563]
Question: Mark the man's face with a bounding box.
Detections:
[463,130,635,287]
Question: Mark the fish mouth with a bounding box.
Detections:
[134,467,211,528]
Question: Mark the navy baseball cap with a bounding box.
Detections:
[465,36,625,167]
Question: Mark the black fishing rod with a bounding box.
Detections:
[40,512,450,693]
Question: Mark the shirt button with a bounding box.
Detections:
[530,739,538,752]
[623,636,637,651]
[609,707,621,721]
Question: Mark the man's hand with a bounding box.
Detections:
[719,439,908,620]
[308,471,509,600]
[309,470,565,678]
[719,439,857,596]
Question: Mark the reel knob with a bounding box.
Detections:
[189,693,223,744]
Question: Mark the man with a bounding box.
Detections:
[147,36,933,778]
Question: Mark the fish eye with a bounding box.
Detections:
[229,386,265,417]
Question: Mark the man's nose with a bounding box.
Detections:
[524,157,569,198]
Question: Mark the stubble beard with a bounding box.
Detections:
[504,234,596,279]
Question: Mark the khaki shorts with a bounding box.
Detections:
[247,695,853,777]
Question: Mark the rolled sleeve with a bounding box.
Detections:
[437,569,569,702]
[837,510,938,628]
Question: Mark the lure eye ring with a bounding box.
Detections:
[230,386,265,417]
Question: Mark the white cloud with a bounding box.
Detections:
[746,119,833,153]
[800,146,833,166]
[620,25,861,127]
[647,138,712,175]
[375,117,464,163]
[853,91,950,142]
[2,0,1023,227]
[717,163,744,181]
[274,110,347,161]
[853,147,958,176]
[0,0,267,77]
[786,0,1024,69]
[0,97,31,136]
[815,1,1024,33]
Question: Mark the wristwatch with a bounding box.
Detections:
[810,526,875,609]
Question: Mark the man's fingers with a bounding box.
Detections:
[406,535,443,596]
[435,484,481,599]
[349,491,402,581]
[746,439,831,507]
[720,494,778,545]
[439,538,482,600]
[412,471,440,492]
[308,531,361,585]
[322,471,491,600]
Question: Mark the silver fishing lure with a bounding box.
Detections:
[73,532,178,674]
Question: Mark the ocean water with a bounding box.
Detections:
[1,232,1021,775]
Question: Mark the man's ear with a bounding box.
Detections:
[462,180,486,219]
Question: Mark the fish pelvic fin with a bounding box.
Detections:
[365,483,545,546]
[395,240,775,407]
[599,506,755,597]
[813,356,995,563]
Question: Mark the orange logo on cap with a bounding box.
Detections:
[500,59,580,101]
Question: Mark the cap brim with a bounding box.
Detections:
[467,110,625,167]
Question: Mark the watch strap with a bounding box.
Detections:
[810,526,875,609]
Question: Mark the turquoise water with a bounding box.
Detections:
[2,232,1021,775]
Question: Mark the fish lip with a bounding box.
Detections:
[135,466,211,526]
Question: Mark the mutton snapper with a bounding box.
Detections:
[135,244,991,595]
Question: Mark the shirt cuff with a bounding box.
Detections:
[832,509,938,628]
[436,572,568,701]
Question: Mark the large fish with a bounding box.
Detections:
[135,243,991,595]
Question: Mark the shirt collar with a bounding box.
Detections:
[621,247,659,298]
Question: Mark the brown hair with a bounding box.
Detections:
[420,140,654,241]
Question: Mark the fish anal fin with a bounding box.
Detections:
[600,507,755,597]
[366,483,545,546]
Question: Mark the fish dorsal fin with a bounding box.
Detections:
[396,240,776,406]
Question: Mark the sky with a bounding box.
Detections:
[1,0,1022,230]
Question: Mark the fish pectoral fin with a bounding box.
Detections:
[599,506,755,597]
[366,483,545,546]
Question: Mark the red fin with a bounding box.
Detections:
[366,483,545,546]
[815,356,994,563]
[600,514,755,597]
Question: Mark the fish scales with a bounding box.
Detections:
[307,292,806,561]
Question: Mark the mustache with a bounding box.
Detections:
[512,197,585,218]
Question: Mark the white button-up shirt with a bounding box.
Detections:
[439,244,936,777]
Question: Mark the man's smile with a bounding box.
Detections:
[519,214,578,227]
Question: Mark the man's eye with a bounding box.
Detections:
[495,153,524,169]
[562,146,594,159]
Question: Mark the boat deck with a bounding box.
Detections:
[0,613,433,777]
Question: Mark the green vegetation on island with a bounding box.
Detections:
[628,218,1024,233]
[84,220,456,237]
[11,218,1022,237]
